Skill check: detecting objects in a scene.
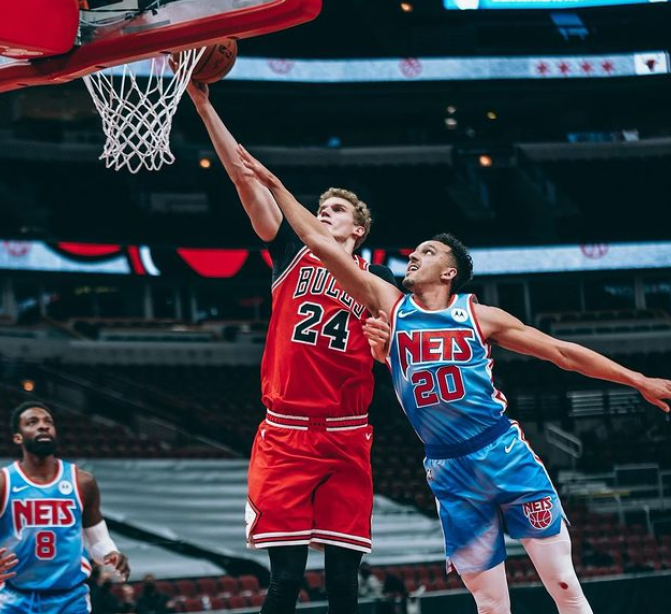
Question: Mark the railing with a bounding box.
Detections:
[567,389,644,417]
[560,464,671,527]
[38,364,236,456]
[545,423,583,466]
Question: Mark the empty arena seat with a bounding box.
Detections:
[428,577,447,591]
[305,570,324,591]
[227,594,250,609]
[196,577,218,596]
[238,574,260,593]
[175,579,198,598]
[298,589,311,603]
[182,597,204,612]
[155,580,175,596]
[218,575,239,595]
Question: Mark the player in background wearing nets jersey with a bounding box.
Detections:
[0,402,129,614]
[186,83,395,614]
[239,146,671,614]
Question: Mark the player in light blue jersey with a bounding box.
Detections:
[239,146,671,614]
[0,402,129,614]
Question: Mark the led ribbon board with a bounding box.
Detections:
[444,0,667,9]
[1,240,671,278]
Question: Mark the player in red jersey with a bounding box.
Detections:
[186,83,395,614]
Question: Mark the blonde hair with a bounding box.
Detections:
[318,187,372,249]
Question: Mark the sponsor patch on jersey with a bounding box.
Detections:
[58,480,73,495]
[522,496,554,530]
[451,308,468,323]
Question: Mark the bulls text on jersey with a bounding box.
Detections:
[293,266,366,319]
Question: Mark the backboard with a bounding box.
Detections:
[0,0,321,93]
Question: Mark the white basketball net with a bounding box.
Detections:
[83,48,205,173]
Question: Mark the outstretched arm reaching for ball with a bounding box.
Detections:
[183,80,282,242]
[238,144,402,315]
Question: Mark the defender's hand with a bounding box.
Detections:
[364,311,390,363]
[237,144,281,190]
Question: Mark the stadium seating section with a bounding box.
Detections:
[2,344,669,612]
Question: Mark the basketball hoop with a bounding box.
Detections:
[83,47,205,173]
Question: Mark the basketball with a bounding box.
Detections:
[188,39,238,84]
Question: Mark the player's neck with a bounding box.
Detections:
[335,235,356,256]
[20,454,59,482]
[412,286,454,311]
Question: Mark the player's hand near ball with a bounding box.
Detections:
[167,56,210,107]
[364,311,390,364]
[185,79,210,108]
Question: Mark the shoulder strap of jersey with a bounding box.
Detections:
[454,293,471,310]
[266,219,305,283]
[0,466,10,516]
[70,463,85,511]
[387,293,409,357]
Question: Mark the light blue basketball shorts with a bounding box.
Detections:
[424,420,567,574]
[0,582,91,614]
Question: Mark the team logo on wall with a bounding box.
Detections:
[58,481,73,495]
[451,308,468,323]
[523,496,553,529]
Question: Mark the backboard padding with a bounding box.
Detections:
[0,0,321,93]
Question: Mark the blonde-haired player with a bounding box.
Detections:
[185,82,395,614]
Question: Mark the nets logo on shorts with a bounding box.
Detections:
[522,496,553,529]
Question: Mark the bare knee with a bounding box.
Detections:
[461,564,511,614]
[471,590,511,614]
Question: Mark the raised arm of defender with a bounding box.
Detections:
[475,303,671,413]
[238,145,402,314]
[185,82,282,241]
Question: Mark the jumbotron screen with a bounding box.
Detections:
[444,0,666,9]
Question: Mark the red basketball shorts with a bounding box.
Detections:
[246,414,374,553]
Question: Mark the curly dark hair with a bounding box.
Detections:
[431,233,474,292]
[10,401,53,435]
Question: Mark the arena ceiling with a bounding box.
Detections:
[242,0,671,58]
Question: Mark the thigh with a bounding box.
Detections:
[435,493,506,574]
[0,585,91,614]
[247,425,327,548]
[496,425,565,539]
[461,561,511,614]
[426,458,506,574]
[0,590,29,614]
[312,426,374,553]
[50,584,92,614]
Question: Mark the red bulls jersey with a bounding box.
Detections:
[261,222,395,418]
